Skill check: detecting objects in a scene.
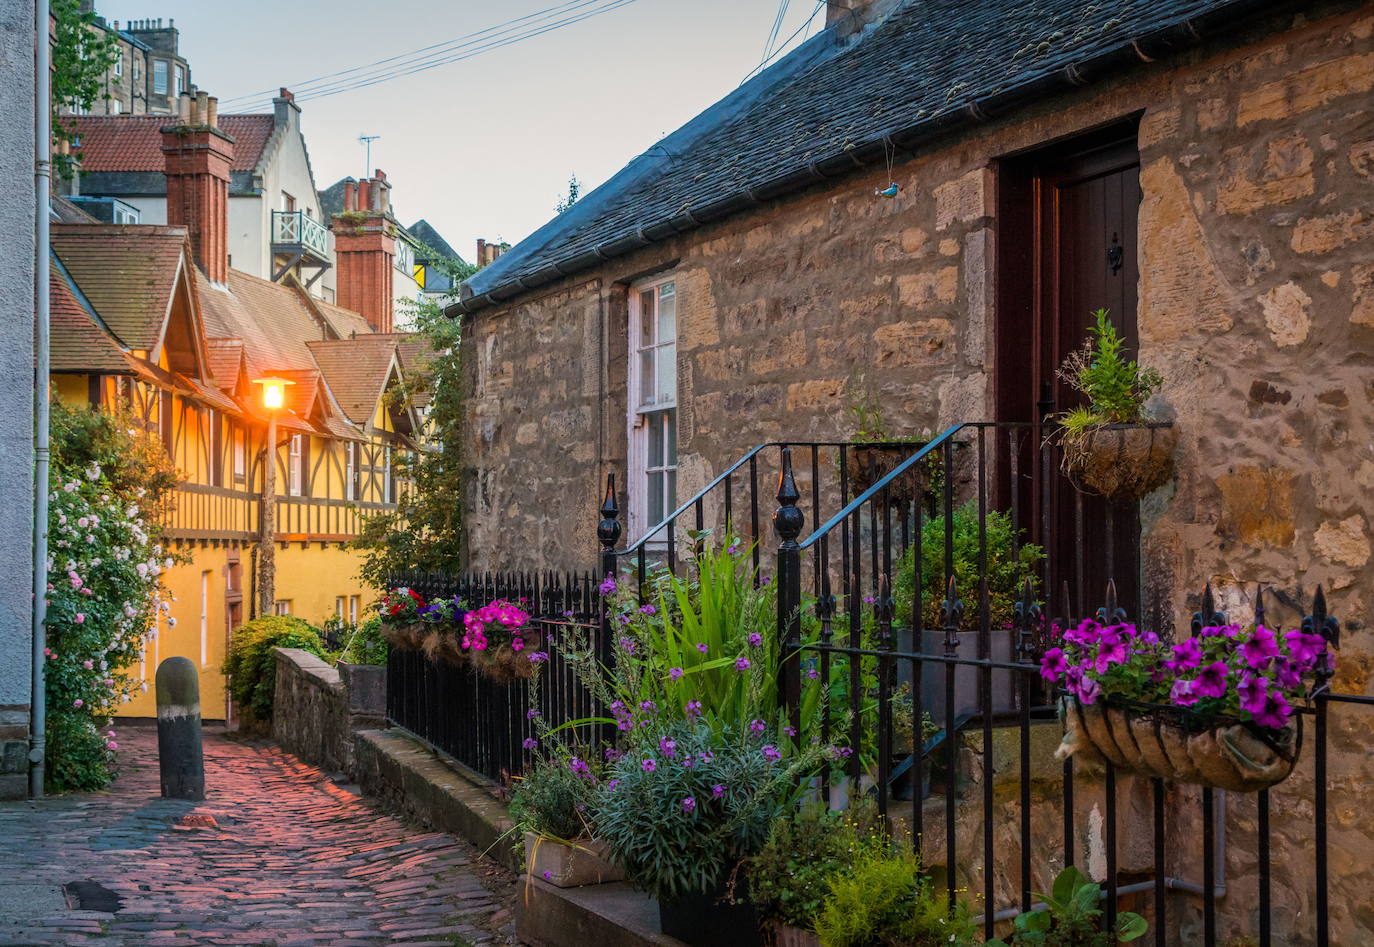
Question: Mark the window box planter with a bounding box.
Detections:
[523,832,624,888]
[658,877,762,946]
[380,621,427,651]
[1061,422,1177,500]
[1057,696,1299,793]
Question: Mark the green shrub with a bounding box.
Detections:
[1057,308,1162,436]
[747,801,884,930]
[340,615,387,666]
[509,752,601,842]
[987,866,1146,946]
[815,844,976,946]
[222,616,325,721]
[893,500,1043,631]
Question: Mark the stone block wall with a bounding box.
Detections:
[271,648,386,778]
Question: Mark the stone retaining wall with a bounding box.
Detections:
[271,648,386,778]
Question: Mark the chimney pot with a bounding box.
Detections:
[162,108,234,283]
[279,87,293,102]
[343,180,357,212]
[206,96,217,127]
[196,90,209,124]
[374,169,386,181]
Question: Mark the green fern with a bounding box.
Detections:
[1057,309,1161,426]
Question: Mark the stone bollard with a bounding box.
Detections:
[155,656,205,800]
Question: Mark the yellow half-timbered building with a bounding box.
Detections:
[49,218,420,720]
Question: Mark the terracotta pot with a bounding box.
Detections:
[846,445,928,505]
[524,833,624,887]
[1061,422,1178,500]
[1057,697,1299,792]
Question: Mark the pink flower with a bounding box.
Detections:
[73,613,85,624]
[82,660,94,670]
[681,797,696,813]
[1040,647,1068,682]
[1284,629,1327,668]
[1093,629,1129,673]
[106,741,118,751]
[510,637,525,652]
[641,759,657,772]
[1241,626,1280,670]
[1167,637,1203,672]
[1193,661,1229,699]
[1170,678,1198,707]
[72,699,83,708]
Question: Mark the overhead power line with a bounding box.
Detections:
[740,0,824,85]
[219,0,642,112]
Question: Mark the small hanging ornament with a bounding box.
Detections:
[876,183,900,198]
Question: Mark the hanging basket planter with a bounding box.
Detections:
[470,630,542,683]
[420,626,468,667]
[1060,422,1178,500]
[847,445,929,505]
[380,621,428,651]
[1056,696,1300,793]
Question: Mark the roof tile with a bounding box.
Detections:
[71,114,276,173]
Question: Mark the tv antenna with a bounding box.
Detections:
[359,134,381,176]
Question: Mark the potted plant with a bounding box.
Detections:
[510,752,624,887]
[593,721,817,946]
[843,382,937,504]
[461,599,539,681]
[746,801,885,946]
[377,587,429,650]
[1055,309,1175,500]
[417,596,468,666]
[988,866,1147,946]
[1043,618,1333,792]
[813,841,977,946]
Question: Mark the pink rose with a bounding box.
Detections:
[74,613,85,624]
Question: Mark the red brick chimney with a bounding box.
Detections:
[332,169,395,333]
[162,91,234,283]
[475,238,506,266]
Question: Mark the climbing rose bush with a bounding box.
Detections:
[1040,618,1333,731]
[45,402,178,791]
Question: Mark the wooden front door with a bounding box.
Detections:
[997,123,1144,620]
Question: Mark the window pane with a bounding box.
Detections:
[639,350,654,406]
[639,290,655,347]
[658,283,676,340]
[647,412,664,467]
[656,343,676,404]
[665,409,677,465]
[647,471,664,524]
[667,469,677,514]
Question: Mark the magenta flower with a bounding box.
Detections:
[1255,690,1292,729]
[696,642,709,653]
[82,660,94,670]
[1170,678,1198,707]
[1272,657,1303,690]
[1284,629,1327,668]
[684,700,703,718]
[1064,619,1103,647]
[748,632,763,647]
[734,656,751,672]
[1167,638,1203,672]
[510,637,525,653]
[658,737,677,758]
[681,797,696,813]
[749,718,766,734]
[641,758,657,772]
[711,784,725,798]
[599,574,617,596]
[72,699,83,708]
[668,667,684,681]
[762,744,782,762]
[639,699,657,714]
[1193,661,1230,699]
[1040,647,1068,682]
[1241,626,1280,670]
[1093,629,1130,673]
[74,613,85,624]
[639,603,657,615]
[1238,674,1268,715]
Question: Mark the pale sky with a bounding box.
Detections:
[97,0,827,263]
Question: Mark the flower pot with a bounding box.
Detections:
[420,626,466,667]
[472,631,541,683]
[1061,422,1178,500]
[659,879,762,946]
[770,924,820,947]
[524,833,624,887]
[380,621,427,651]
[1056,697,1299,793]
[847,445,928,505]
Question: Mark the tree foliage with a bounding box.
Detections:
[555,173,581,214]
[354,249,477,588]
[52,0,121,179]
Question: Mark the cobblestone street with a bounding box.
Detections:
[0,725,517,946]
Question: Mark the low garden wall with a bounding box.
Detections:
[272,647,386,778]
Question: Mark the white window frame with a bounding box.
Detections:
[113,54,123,77]
[349,595,359,625]
[152,59,168,94]
[233,425,246,481]
[200,570,210,666]
[335,596,346,622]
[275,600,291,616]
[626,276,678,541]
[175,64,186,96]
[345,442,357,501]
[288,434,303,497]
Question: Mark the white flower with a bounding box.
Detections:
[166,617,177,628]
[136,563,148,577]
[85,464,101,481]
[163,558,173,569]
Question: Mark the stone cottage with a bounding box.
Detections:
[446,0,1374,941]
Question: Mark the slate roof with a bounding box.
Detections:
[50,260,130,373]
[306,337,400,426]
[51,224,188,351]
[71,114,275,173]
[408,220,464,263]
[458,0,1273,312]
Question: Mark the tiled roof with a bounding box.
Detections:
[52,224,188,351]
[309,297,375,341]
[461,0,1270,309]
[204,338,244,392]
[71,114,276,173]
[50,261,130,373]
[305,337,398,426]
[376,332,436,408]
[197,270,336,379]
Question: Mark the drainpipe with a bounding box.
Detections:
[31,0,52,798]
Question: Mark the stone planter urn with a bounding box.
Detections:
[1060,422,1178,500]
[1056,697,1300,793]
[523,833,624,887]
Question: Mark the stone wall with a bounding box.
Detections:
[271,648,386,778]
[460,4,1374,943]
[0,0,36,800]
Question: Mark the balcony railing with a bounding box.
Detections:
[271,210,330,261]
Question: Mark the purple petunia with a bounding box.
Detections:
[599,574,617,596]
[1093,628,1130,673]
[1255,689,1292,729]
[1238,674,1268,715]
[1193,661,1230,699]
[1167,637,1204,672]
[1170,678,1198,707]
[1241,626,1280,670]
[1284,629,1327,669]
[1040,647,1068,682]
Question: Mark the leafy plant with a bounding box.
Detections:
[52,0,121,179]
[339,615,387,666]
[1056,309,1162,438]
[846,370,889,444]
[222,616,325,722]
[555,173,581,214]
[987,866,1147,946]
[44,401,180,792]
[815,843,976,946]
[509,751,602,842]
[746,800,884,930]
[592,721,819,902]
[892,500,1044,631]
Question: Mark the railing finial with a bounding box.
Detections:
[940,573,963,656]
[1304,585,1340,691]
[597,471,621,551]
[1191,582,1225,636]
[772,446,804,546]
[1096,578,1127,626]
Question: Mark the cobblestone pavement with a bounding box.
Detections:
[0,724,517,946]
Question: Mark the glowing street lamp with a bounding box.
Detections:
[251,377,294,617]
